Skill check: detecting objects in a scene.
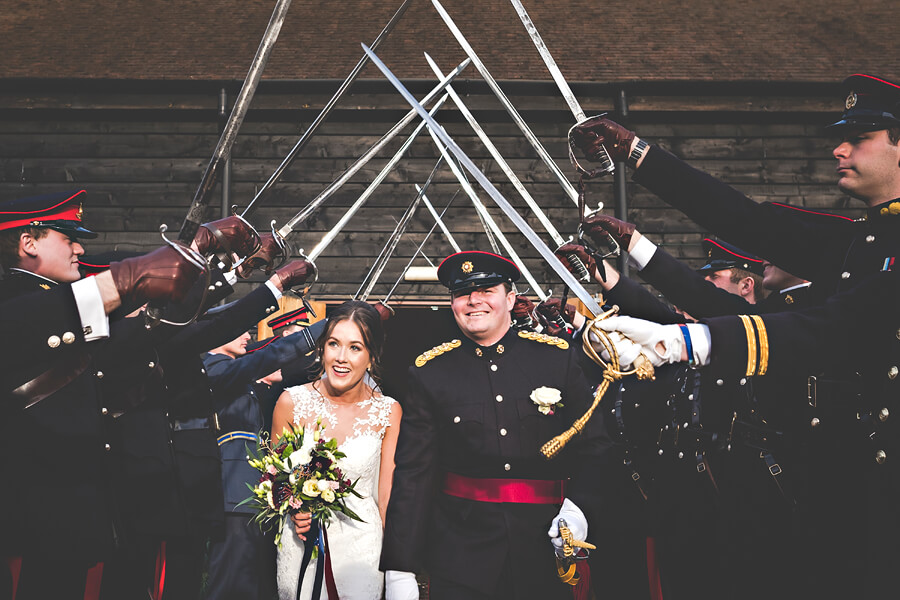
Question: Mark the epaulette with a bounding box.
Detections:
[415,339,462,367]
[518,330,570,350]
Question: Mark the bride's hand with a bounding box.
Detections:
[291,511,312,541]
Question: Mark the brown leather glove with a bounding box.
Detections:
[571,116,635,164]
[240,233,284,278]
[511,295,537,327]
[536,297,577,336]
[109,245,203,306]
[582,213,636,251]
[371,301,393,322]
[193,215,261,266]
[272,259,314,292]
[555,243,597,279]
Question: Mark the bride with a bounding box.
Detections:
[271,300,402,600]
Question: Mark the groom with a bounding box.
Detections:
[381,251,613,599]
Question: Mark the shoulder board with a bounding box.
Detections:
[415,339,462,367]
[517,330,569,350]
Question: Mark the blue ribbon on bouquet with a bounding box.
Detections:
[296,518,339,599]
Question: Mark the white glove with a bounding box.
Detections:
[587,328,644,369]
[385,570,419,600]
[547,498,588,549]
[595,315,685,366]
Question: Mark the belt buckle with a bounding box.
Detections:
[807,375,817,408]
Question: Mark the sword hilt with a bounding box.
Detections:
[143,224,211,329]
[556,238,591,283]
[568,115,616,178]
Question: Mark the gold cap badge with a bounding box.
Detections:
[76,204,84,220]
[846,91,857,110]
[461,260,473,274]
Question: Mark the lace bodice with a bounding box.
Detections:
[277,383,397,599]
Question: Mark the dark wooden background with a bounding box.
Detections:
[0,79,863,302]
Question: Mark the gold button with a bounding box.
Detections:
[785,295,794,305]
[500,428,507,436]
[148,361,156,368]
[496,344,505,355]
[876,450,887,465]
[879,408,890,422]
[716,379,724,386]
[866,235,875,243]
[96,371,104,379]
[495,395,503,403]
[475,348,483,357]
[453,416,461,423]
[101,407,108,415]
[841,272,851,280]
[889,366,899,380]
[47,335,61,348]
[490,365,498,372]
[504,463,511,471]
[810,417,820,427]
[208,285,216,291]
[104,444,111,451]
[62,332,76,344]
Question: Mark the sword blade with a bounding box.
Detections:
[384,190,458,303]
[356,156,444,301]
[240,0,412,219]
[277,58,470,239]
[363,44,602,316]
[508,0,585,122]
[416,184,461,253]
[427,126,548,301]
[179,0,293,243]
[304,94,450,263]
[425,53,566,246]
[430,0,579,206]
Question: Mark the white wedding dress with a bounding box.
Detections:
[276,383,396,600]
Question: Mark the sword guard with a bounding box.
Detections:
[568,114,615,178]
[144,224,211,329]
[556,237,591,283]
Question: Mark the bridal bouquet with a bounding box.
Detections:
[241,421,362,549]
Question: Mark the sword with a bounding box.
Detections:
[275,59,470,239]
[431,0,585,208]
[507,0,614,176]
[240,0,412,219]
[356,156,445,301]
[425,53,591,283]
[362,44,603,317]
[427,129,548,301]
[179,0,293,243]
[302,95,450,264]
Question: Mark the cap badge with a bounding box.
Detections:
[846,91,857,110]
[76,204,84,221]
[461,260,474,274]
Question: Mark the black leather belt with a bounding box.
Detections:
[807,375,862,410]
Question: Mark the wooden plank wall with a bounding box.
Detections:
[0,83,862,303]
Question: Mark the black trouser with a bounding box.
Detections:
[429,556,570,600]
[203,514,275,600]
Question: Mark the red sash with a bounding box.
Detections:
[443,472,565,504]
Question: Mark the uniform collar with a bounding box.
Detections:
[867,198,900,221]
[8,268,59,289]
[460,327,519,359]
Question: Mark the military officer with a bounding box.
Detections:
[380,251,613,600]
[0,191,205,600]
[571,73,900,598]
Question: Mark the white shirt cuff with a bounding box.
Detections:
[627,236,657,271]
[265,279,283,300]
[685,323,712,366]
[71,277,110,341]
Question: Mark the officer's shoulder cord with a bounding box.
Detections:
[414,339,462,367]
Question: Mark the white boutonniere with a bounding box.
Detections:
[530,386,564,415]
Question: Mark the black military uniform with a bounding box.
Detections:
[381,251,613,600]
[621,75,900,598]
[0,191,158,599]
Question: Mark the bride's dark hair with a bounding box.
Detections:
[311,300,385,387]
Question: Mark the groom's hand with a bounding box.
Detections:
[291,511,312,541]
